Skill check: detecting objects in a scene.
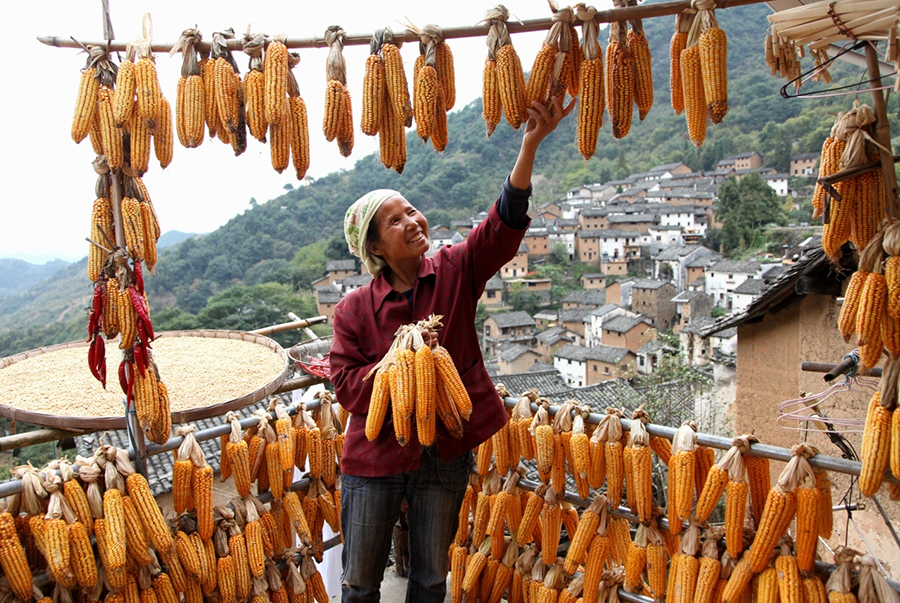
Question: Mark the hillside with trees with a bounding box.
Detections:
[0,2,895,356]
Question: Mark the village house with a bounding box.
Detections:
[600,315,656,352]
[558,307,596,337]
[483,311,536,356]
[578,207,609,230]
[560,290,606,310]
[718,151,763,171]
[523,226,551,257]
[316,259,358,287]
[646,161,692,179]
[685,253,722,287]
[535,326,578,362]
[635,339,674,375]
[601,257,628,276]
[631,279,677,330]
[450,219,473,235]
[501,243,529,278]
[671,289,715,333]
[706,260,764,309]
[584,303,637,347]
[496,344,544,375]
[338,274,373,294]
[764,173,791,197]
[581,273,606,290]
[790,152,819,176]
[731,278,767,312]
[314,285,342,323]
[479,274,504,307]
[553,344,636,386]
[533,310,559,331]
[652,244,718,291]
[604,279,635,307]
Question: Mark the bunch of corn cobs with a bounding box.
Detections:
[366,315,472,447]
[444,388,884,603]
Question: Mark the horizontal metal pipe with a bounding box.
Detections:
[503,397,900,486]
[36,0,769,53]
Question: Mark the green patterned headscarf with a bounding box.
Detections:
[344,189,400,276]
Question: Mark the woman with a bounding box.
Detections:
[330,95,574,602]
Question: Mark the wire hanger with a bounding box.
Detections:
[777,369,878,434]
[780,40,896,99]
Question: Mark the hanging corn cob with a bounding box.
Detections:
[681,16,706,147]
[667,421,697,535]
[361,40,385,137]
[824,547,857,603]
[575,5,604,159]
[859,359,896,496]
[606,6,633,139]
[550,400,576,496]
[211,30,246,157]
[241,33,267,144]
[694,527,724,603]
[172,28,205,149]
[645,515,667,599]
[285,52,311,180]
[628,408,654,523]
[693,0,728,124]
[669,12,694,115]
[72,48,105,144]
[600,408,626,509]
[624,523,649,593]
[628,8,653,121]
[322,26,353,158]
[411,23,451,152]
[484,6,528,130]
[745,443,816,572]
[666,520,701,603]
[264,36,288,127]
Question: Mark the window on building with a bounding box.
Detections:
[604,366,610,374]
[639,357,645,366]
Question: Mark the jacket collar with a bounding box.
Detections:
[372,255,437,314]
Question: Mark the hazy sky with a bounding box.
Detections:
[8,0,612,263]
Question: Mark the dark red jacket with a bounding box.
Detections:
[330,202,529,476]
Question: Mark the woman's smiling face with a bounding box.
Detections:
[368,195,430,265]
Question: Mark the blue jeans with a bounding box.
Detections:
[340,448,471,603]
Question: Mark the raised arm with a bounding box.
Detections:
[509,96,576,190]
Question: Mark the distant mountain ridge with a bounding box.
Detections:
[158,231,200,249]
[0,258,70,296]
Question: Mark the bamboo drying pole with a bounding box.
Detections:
[36,0,772,52]
[865,43,900,220]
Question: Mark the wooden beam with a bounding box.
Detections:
[36,0,773,53]
[866,43,900,220]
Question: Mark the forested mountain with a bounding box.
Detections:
[0,259,70,296]
[0,2,895,356]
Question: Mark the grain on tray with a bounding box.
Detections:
[0,336,285,419]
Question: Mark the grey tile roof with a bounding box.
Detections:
[733,278,766,295]
[653,244,707,262]
[558,307,596,324]
[649,162,688,173]
[601,315,648,333]
[685,254,722,268]
[637,339,670,355]
[590,303,623,318]
[498,344,539,363]
[74,399,275,497]
[315,285,343,304]
[577,229,640,239]
[791,152,819,160]
[708,260,761,275]
[490,311,536,328]
[484,274,504,291]
[630,278,673,291]
[547,379,640,411]
[492,370,570,398]
[561,290,606,306]
[608,214,658,224]
[340,274,373,287]
[761,265,788,282]
[554,343,632,364]
[517,243,529,254]
[536,326,576,345]
[681,315,718,334]
[529,362,555,373]
[671,290,704,303]
[326,259,356,272]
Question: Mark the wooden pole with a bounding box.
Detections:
[111,171,126,248]
[36,0,772,52]
[865,43,900,220]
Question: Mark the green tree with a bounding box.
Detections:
[758,123,793,173]
[716,173,785,254]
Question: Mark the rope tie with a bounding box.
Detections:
[827,2,857,41]
[577,4,600,61]
[325,26,347,85]
[417,24,443,67]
